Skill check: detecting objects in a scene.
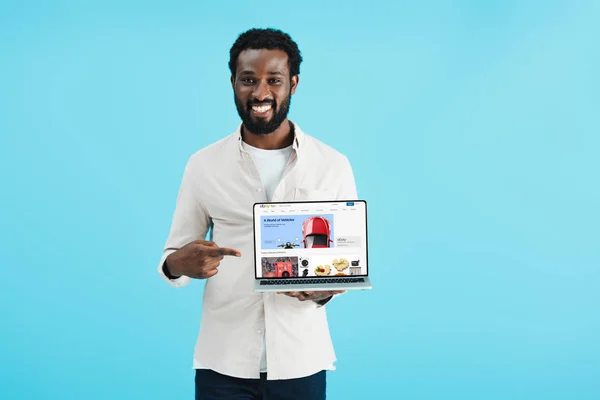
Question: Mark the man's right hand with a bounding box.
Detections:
[165,240,241,279]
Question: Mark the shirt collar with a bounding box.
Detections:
[237,120,303,155]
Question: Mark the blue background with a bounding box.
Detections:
[261,214,335,249]
[1,1,598,399]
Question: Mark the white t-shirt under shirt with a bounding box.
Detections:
[242,141,294,202]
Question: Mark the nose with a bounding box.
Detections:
[252,80,271,102]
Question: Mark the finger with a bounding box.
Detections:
[297,292,309,301]
[188,266,219,279]
[206,247,242,257]
[279,291,300,297]
[300,291,324,297]
[194,240,217,247]
[202,268,219,279]
[306,292,323,300]
[205,253,225,262]
[203,260,221,270]
[301,291,337,301]
[199,261,220,278]
[297,292,314,301]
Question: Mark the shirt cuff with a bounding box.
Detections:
[157,250,191,288]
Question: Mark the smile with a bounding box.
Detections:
[251,104,272,113]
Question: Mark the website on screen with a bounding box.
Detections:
[254,201,367,279]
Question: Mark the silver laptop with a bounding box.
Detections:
[253,199,372,292]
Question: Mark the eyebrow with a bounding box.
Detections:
[239,70,283,76]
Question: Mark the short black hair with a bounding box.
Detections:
[229,28,303,78]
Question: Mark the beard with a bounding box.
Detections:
[234,92,292,135]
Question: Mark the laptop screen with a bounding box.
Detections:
[253,200,368,279]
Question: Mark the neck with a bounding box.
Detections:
[242,120,294,150]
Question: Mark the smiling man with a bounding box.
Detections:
[158,28,358,400]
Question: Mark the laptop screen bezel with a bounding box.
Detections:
[252,199,369,280]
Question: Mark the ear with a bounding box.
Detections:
[230,75,235,89]
[290,75,299,95]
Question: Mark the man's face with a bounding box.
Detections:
[232,49,298,135]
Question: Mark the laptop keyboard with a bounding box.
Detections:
[260,277,365,285]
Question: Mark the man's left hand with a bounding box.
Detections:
[278,290,345,302]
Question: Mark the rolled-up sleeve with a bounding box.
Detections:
[157,158,210,288]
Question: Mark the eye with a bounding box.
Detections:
[269,78,282,85]
[241,78,255,84]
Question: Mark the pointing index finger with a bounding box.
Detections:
[207,247,241,257]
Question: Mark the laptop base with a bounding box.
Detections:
[254,277,372,292]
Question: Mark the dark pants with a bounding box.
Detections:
[194,369,326,400]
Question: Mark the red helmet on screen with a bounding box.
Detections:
[302,216,332,248]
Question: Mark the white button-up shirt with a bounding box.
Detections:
[157,122,358,380]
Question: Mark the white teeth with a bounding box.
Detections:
[252,105,271,113]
